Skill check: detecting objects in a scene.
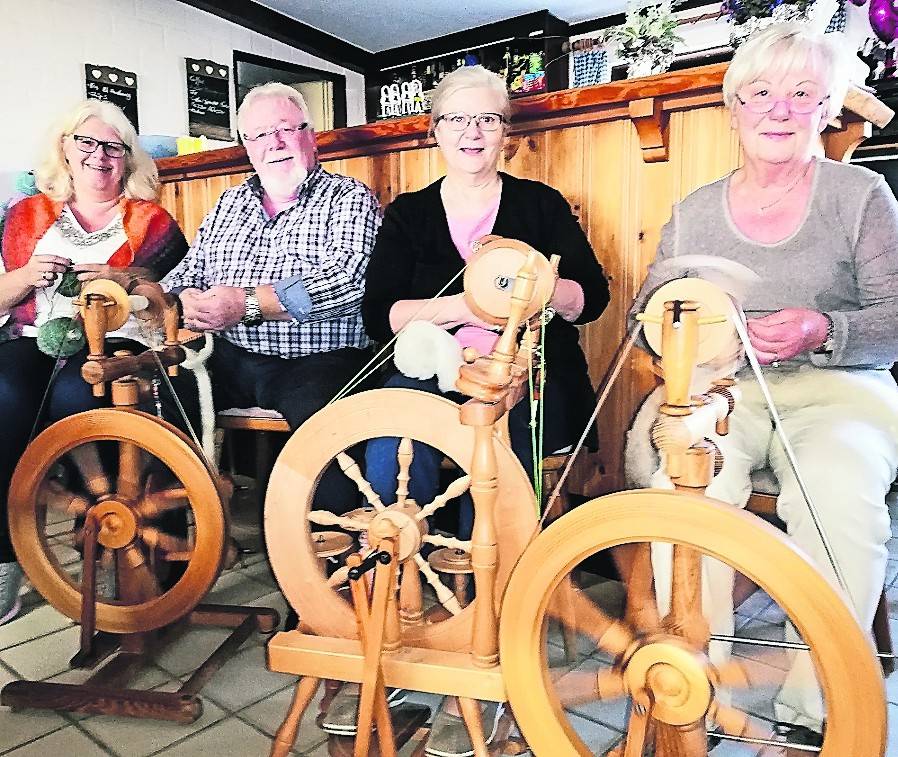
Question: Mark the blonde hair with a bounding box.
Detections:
[237,82,312,135]
[723,23,850,122]
[35,100,158,202]
[429,65,512,133]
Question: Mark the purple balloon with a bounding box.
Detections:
[870,0,898,43]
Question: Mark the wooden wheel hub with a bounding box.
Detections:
[368,503,427,561]
[623,638,712,726]
[91,501,139,549]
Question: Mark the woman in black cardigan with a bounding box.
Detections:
[353,65,610,757]
[363,66,609,469]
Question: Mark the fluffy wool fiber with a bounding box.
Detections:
[393,320,464,393]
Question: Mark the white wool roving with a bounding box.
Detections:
[393,320,464,393]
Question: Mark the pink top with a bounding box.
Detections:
[447,196,502,355]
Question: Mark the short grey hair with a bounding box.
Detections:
[429,65,512,132]
[723,23,850,122]
[237,82,312,136]
[35,99,158,203]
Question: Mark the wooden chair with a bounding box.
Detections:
[216,408,291,514]
[744,468,894,676]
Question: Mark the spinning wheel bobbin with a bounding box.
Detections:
[427,547,473,609]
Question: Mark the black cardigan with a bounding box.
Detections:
[362,172,611,445]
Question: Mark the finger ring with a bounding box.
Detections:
[43,272,54,281]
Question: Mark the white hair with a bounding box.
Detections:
[429,65,512,133]
[237,82,312,135]
[723,23,850,122]
[35,100,158,202]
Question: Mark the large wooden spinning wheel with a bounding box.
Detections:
[8,408,227,634]
[500,490,886,756]
[265,388,536,652]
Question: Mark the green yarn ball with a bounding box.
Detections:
[36,318,86,358]
[56,271,81,298]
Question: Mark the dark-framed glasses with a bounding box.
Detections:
[735,88,829,115]
[436,112,506,132]
[71,134,130,159]
[242,123,309,143]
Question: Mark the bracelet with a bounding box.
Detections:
[813,313,835,355]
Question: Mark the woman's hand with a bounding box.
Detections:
[73,264,152,286]
[746,308,830,364]
[18,254,71,289]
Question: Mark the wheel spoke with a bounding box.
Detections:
[120,544,161,601]
[117,443,146,501]
[616,542,661,633]
[547,583,635,658]
[308,510,367,531]
[69,443,111,498]
[710,702,776,743]
[663,544,709,647]
[335,452,386,511]
[712,655,787,689]
[415,474,472,521]
[136,485,190,519]
[622,690,652,757]
[553,669,627,706]
[38,479,90,517]
[395,437,413,506]
[413,554,462,615]
[422,534,471,552]
[139,526,191,555]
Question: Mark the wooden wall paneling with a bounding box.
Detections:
[672,106,741,202]
[577,119,640,492]
[398,148,435,195]
[500,132,548,183]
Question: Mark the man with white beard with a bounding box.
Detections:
[163,83,381,497]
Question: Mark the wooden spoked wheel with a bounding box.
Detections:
[499,490,885,757]
[265,388,536,652]
[9,409,226,634]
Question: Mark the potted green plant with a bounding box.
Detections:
[606,0,684,78]
[721,0,838,46]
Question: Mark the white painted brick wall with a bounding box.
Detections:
[0,0,367,188]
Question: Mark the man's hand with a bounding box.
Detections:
[180,286,246,331]
[746,308,830,364]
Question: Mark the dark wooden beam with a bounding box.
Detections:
[175,0,374,73]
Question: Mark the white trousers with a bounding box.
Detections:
[644,366,898,730]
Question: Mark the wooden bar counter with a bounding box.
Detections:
[156,63,885,492]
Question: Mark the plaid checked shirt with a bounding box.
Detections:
[163,164,381,357]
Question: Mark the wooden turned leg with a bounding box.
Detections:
[457,697,489,757]
[270,676,321,757]
[452,573,468,608]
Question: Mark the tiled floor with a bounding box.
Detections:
[2,507,898,755]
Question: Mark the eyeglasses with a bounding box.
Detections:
[435,112,506,132]
[735,89,830,115]
[71,134,130,159]
[242,123,309,143]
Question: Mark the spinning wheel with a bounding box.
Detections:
[8,408,226,633]
[265,388,536,652]
[1,274,278,723]
[500,490,886,756]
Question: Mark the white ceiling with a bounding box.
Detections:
[253,1,625,53]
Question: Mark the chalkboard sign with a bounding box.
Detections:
[186,58,232,141]
[85,64,139,130]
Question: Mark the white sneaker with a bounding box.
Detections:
[0,562,23,626]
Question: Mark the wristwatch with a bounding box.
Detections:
[241,286,264,326]
[813,313,834,355]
